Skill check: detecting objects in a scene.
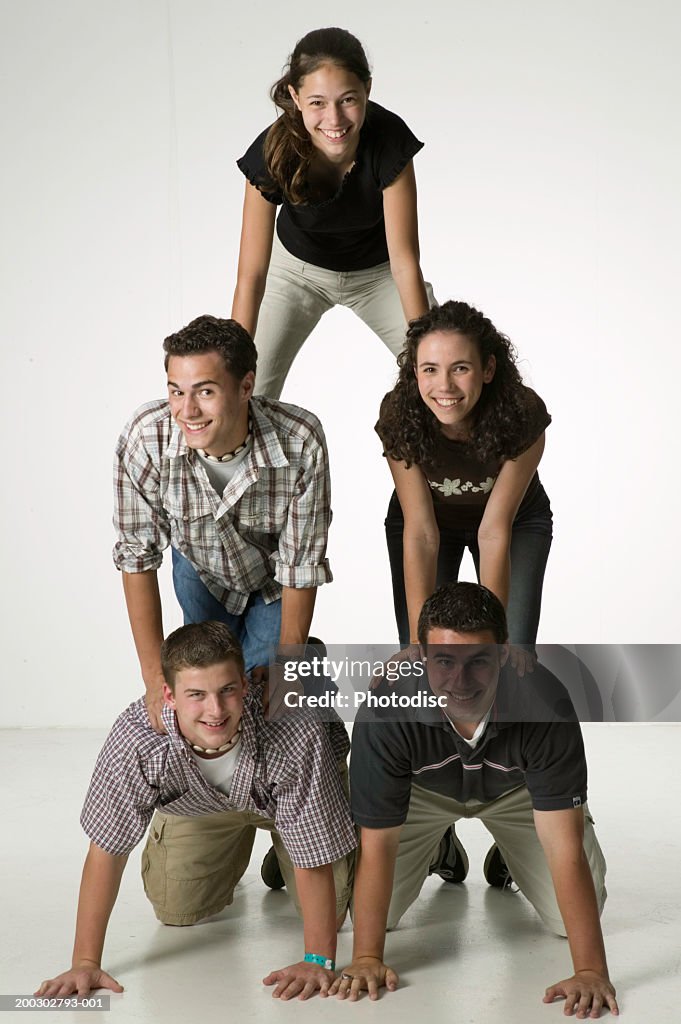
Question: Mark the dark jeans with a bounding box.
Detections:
[385,488,553,649]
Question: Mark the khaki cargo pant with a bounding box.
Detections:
[386,784,607,935]
[141,765,355,926]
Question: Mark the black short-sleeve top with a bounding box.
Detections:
[422,388,552,530]
[236,101,424,272]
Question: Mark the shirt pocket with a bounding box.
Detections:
[164,495,215,555]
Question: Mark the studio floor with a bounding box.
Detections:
[1,724,678,1023]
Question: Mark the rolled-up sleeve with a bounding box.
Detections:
[113,407,170,574]
[274,431,333,589]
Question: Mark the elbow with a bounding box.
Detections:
[404,525,440,556]
[477,521,512,549]
[389,255,422,283]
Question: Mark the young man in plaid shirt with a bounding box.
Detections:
[113,315,333,733]
[36,622,356,1000]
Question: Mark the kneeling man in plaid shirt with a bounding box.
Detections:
[36,622,356,1001]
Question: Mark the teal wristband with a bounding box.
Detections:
[304,952,335,971]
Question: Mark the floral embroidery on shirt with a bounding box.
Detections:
[429,475,496,497]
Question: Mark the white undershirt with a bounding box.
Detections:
[445,705,493,748]
[197,440,251,495]
[189,738,242,796]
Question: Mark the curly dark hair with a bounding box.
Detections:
[163,315,257,380]
[418,582,509,646]
[376,300,532,467]
[263,28,371,205]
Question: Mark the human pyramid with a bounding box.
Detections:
[36,27,618,1019]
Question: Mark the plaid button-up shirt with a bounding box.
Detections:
[80,690,355,869]
[113,397,332,613]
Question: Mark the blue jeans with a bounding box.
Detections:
[385,488,553,650]
[171,549,281,672]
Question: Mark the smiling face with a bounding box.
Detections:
[415,330,496,440]
[288,63,370,165]
[167,351,253,458]
[164,658,248,752]
[422,629,509,738]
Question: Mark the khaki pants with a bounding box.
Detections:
[141,762,355,926]
[254,234,436,399]
[387,784,607,935]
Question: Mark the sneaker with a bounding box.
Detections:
[428,826,469,883]
[483,845,514,889]
[260,845,286,890]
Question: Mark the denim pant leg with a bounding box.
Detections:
[385,492,466,647]
[240,592,282,671]
[171,549,282,672]
[456,528,551,650]
[506,529,552,649]
[171,548,241,627]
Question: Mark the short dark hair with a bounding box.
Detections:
[161,621,245,690]
[417,582,509,646]
[163,315,257,380]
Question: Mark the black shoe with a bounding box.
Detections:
[483,845,514,889]
[428,826,469,883]
[261,845,285,890]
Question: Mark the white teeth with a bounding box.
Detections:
[321,128,349,139]
[184,422,208,431]
[434,398,461,407]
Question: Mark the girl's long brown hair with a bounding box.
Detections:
[264,28,371,205]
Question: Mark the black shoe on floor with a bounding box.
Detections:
[428,826,469,883]
[261,845,286,890]
[483,845,514,889]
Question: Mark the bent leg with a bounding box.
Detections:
[386,784,466,930]
[265,761,355,921]
[141,809,260,926]
[254,238,335,399]
[477,787,607,936]
[241,592,282,671]
[345,262,437,360]
[506,530,552,649]
[385,492,465,648]
[171,548,241,628]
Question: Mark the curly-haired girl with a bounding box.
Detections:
[376,300,553,656]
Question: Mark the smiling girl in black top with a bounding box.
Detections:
[232,27,433,398]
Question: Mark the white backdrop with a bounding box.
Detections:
[2,0,679,727]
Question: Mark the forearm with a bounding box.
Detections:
[552,854,609,976]
[231,274,267,338]
[279,586,317,648]
[72,845,128,968]
[294,865,337,961]
[477,530,511,609]
[390,260,429,323]
[351,828,400,960]
[121,571,165,692]
[403,533,439,643]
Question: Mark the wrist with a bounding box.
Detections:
[72,957,100,969]
[304,952,335,971]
